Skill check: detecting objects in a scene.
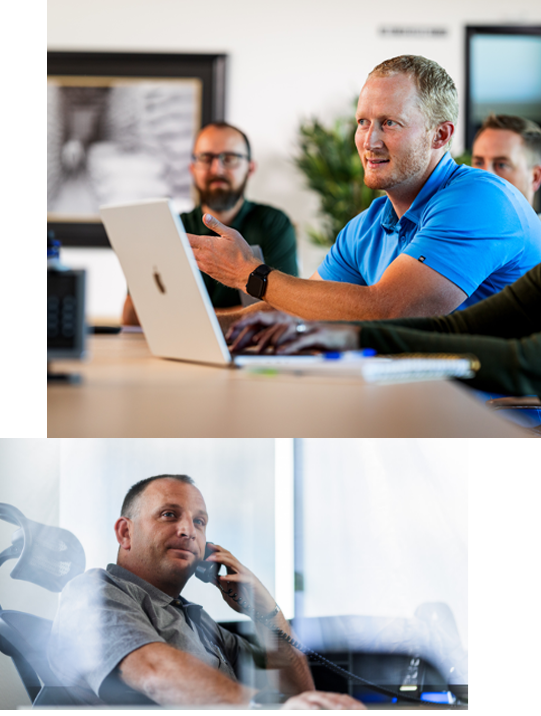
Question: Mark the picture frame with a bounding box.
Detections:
[464,26,541,149]
[47,51,226,247]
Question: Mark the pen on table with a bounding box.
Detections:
[323,348,377,360]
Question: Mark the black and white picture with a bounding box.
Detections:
[47,77,201,220]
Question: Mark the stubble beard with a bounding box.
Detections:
[156,547,196,593]
[362,134,432,193]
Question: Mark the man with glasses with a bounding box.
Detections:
[122,122,298,325]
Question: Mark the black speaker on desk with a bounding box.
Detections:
[47,268,86,382]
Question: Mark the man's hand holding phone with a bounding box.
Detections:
[200,542,277,617]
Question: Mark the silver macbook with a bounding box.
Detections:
[100,198,325,368]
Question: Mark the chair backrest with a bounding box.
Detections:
[0,503,86,705]
[0,503,158,707]
[0,503,86,592]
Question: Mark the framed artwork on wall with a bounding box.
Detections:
[47,52,226,247]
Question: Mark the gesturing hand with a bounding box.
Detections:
[187,214,261,290]
[203,543,276,617]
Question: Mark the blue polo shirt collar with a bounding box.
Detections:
[380,152,457,233]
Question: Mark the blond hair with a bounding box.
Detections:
[369,55,458,148]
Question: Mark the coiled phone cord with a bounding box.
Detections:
[220,586,466,708]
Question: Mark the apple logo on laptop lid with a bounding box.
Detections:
[152,266,166,294]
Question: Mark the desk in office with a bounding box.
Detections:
[47,332,531,437]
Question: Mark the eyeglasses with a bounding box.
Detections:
[192,152,250,169]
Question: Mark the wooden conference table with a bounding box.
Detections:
[48,332,531,438]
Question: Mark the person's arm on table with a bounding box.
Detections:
[234,313,541,397]
[119,642,362,709]
[359,326,541,397]
[118,641,253,706]
[188,215,466,321]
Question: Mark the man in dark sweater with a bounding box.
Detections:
[122,122,298,324]
[225,264,541,399]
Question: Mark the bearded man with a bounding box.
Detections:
[122,122,298,324]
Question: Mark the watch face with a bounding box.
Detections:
[246,265,272,299]
[246,272,265,299]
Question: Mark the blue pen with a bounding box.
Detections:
[323,348,377,360]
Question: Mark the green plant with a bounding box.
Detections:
[294,108,382,246]
[453,149,472,166]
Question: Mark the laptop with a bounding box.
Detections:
[100,199,479,382]
[99,198,330,368]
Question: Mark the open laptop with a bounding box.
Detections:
[99,198,327,368]
[100,199,478,381]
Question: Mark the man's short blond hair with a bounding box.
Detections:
[368,55,458,148]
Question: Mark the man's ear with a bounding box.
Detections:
[531,164,541,194]
[432,121,455,150]
[247,160,257,179]
[115,517,132,551]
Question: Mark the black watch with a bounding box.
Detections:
[245,264,273,299]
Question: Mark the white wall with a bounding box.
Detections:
[300,439,468,643]
[48,0,541,320]
[57,438,278,623]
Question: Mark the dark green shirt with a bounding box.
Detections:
[182,200,298,308]
[358,264,541,397]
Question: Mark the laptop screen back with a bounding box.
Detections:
[100,199,231,366]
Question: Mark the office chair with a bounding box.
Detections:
[0,503,159,707]
[0,502,88,705]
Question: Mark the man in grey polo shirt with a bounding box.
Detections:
[48,474,364,709]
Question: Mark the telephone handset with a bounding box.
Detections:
[194,542,220,583]
[193,543,464,708]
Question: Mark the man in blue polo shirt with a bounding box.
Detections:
[188,55,541,327]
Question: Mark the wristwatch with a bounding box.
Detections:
[245,264,273,299]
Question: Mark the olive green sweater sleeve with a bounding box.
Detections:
[357,264,541,397]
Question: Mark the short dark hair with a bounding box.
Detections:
[474,114,541,166]
[195,121,252,160]
[121,474,195,519]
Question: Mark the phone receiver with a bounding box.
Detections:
[194,543,462,707]
[195,542,220,583]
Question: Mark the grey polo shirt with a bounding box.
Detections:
[48,563,266,703]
